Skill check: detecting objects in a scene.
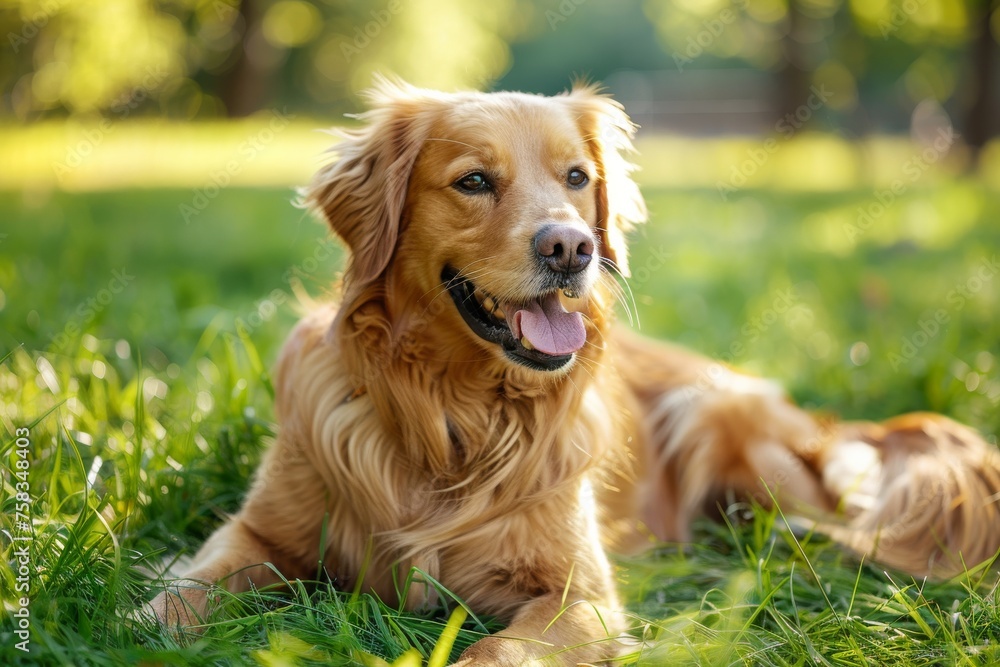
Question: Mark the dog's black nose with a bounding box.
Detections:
[534,224,594,274]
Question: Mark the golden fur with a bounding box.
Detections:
[153,80,1000,665]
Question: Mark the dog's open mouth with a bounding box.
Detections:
[442,267,586,371]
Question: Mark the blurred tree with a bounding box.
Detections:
[0,0,996,149]
[2,0,190,118]
[0,0,529,120]
[642,0,999,144]
[217,0,267,117]
[779,0,810,124]
[963,0,1000,154]
[304,0,530,109]
[639,0,850,132]
[498,0,676,95]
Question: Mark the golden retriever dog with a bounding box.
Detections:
[152,79,1000,665]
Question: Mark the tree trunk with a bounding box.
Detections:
[777,0,812,126]
[964,1,999,160]
[219,0,272,118]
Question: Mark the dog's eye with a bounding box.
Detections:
[455,172,491,193]
[567,169,589,188]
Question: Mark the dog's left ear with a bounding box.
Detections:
[564,85,647,277]
[303,77,437,288]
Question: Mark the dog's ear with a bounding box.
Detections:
[565,84,647,278]
[304,78,437,286]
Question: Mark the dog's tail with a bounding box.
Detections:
[641,373,1000,579]
[813,413,1000,578]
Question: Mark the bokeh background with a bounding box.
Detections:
[2,0,999,137]
[2,2,1000,665]
[3,0,999,415]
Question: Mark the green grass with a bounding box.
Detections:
[1,177,999,666]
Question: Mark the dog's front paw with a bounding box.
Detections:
[149,584,210,633]
[451,636,547,667]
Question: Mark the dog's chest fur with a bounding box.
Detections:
[276,307,625,614]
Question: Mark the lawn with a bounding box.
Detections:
[2,166,1000,664]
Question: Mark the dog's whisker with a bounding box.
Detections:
[567,358,597,385]
[600,274,634,329]
[600,263,640,329]
[614,276,641,330]
[431,260,498,296]
[411,261,503,322]
[429,264,500,300]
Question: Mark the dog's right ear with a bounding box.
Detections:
[303,78,437,287]
[563,84,647,278]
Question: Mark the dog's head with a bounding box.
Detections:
[306,78,646,376]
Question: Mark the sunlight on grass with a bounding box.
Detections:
[0,118,331,192]
[3,120,997,193]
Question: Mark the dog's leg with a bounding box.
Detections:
[150,516,291,628]
[610,331,834,542]
[639,374,834,541]
[453,593,623,667]
[151,440,328,629]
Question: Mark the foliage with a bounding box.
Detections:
[0,0,529,120]
[2,0,998,134]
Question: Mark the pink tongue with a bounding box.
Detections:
[510,292,586,356]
